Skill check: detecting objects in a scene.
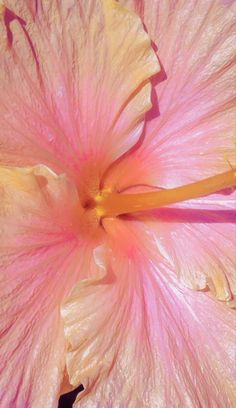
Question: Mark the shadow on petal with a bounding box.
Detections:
[123,207,236,224]
[58,385,84,408]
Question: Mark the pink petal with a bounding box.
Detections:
[102,0,236,305]
[62,220,236,407]
[0,165,84,407]
[0,0,159,183]
[106,0,236,190]
[120,190,236,305]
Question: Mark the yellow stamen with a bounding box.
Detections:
[96,169,236,218]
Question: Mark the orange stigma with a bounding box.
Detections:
[95,169,236,218]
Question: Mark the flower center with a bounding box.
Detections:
[94,169,236,218]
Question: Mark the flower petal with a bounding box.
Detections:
[106,0,236,190]
[62,220,236,407]
[0,165,83,407]
[0,0,159,177]
[128,190,236,306]
[102,0,236,304]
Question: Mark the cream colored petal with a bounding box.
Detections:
[0,0,159,184]
[0,165,83,407]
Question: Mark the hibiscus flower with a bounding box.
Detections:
[0,1,236,407]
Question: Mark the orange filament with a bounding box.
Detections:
[95,169,236,218]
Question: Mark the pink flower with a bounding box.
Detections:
[0,1,236,407]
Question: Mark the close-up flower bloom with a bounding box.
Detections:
[0,0,236,407]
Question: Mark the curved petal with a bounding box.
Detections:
[106,0,236,190]
[62,219,236,407]
[0,165,84,407]
[127,190,236,306]
[0,0,159,181]
[102,0,236,306]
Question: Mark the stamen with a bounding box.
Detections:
[95,169,236,218]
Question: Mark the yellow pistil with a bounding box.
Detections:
[95,169,236,218]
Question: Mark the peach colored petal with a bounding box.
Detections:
[0,165,84,407]
[62,220,236,407]
[0,0,159,181]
